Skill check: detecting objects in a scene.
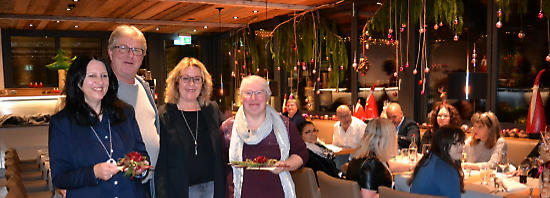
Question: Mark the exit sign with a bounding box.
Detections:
[174,36,191,45]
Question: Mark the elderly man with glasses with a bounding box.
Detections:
[108,25,160,198]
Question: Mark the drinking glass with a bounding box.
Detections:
[401,148,409,162]
[480,165,490,185]
[497,153,509,176]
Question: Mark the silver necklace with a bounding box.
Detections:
[181,110,199,155]
[89,117,115,165]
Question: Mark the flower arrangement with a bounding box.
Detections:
[117,151,152,179]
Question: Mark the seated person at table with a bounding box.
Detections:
[298,121,340,178]
[283,98,307,128]
[422,102,462,146]
[463,112,507,170]
[409,127,465,198]
[333,105,367,148]
[386,102,421,149]
[346,118,396,198]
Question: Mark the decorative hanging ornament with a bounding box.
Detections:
[393,72,398,77]
[366,43,370,49]
[340,65,344,70]
[352,62,357,69]
[302,65,307,71]
[439,21,443,26]
[256,68,260,73]
[310,58,314,63]
[401,24,407,28]
[418,80,423,85]
[413,69,418,75]
[405,62,410,68]
[453,34,459,41]
[277,66,280,71]
[421,90,425,95]
[297,61,300,66]
[433,24,439,30]
[312,69,316,74]
[302,62,306,67]
[497,9,503,17]
[368,36,373,41]
[454,18,459,25]
[393,92,398,97]
[328,67,332,72]
[387,33,392,39]
[400,27,405,32]
[539,11,545,19]
[316,90,321,94]
[496,21,502,28]
[293,66,298,71]
[424,67,430,73]
[399,66,404,72]
[231,71,236,77]
[317,77,321,82]
[419,28,425,33]
[518,31,526,39]
[388,28,394,34]
[546,54,550,62]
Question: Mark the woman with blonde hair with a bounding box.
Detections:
[346,118,397,198]
[155,57,225,198]
[463,111,507,170]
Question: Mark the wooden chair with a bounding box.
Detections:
[291,167,321,198]
[6,174,52,198]
[316,171,361,198]
[378,186,447,198]
[505,138,538,166]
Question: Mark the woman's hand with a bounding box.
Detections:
[93,162,119,181]
[269,154,304,174]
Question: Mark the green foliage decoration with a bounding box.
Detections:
[45,49,76,70]
[495,0,528,21]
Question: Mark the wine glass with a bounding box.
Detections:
[497,152,509,178]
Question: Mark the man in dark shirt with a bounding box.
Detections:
[386,103,421,149]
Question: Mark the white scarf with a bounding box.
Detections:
[229,105,296,198]
[305,142,328,158]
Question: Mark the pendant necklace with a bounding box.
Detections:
[89,117,116,165]
[181,110,199,155]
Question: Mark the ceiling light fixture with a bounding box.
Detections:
[193,29,197,32]
[233,16,239,19]
[204,25,208,29]
[155,27,160,31]
[253,10,259,13]
[74,25,79,28]
[67,4,76,11]
[376,2,382,5]
[56,20,60,23]
[73,0,78,2]
[29,24,33,27]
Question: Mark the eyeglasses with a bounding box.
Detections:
[304,129,319,134]
[179,76,203,84]
[113,45,145,56]
[241,90,266,98]
[437,114,450,118]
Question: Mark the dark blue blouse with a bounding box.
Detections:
[48,107,149,198]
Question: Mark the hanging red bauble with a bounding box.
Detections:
[472,53,477,59]
[297,61,300,66]
[312,69,316,74]
[316,90,321,94]
[302,62,306,67]
[453,34,459,41]
[242,65,246,69]
[302,65,307,71]
[539,11,544,19]
[454,18,459,25]
[401,24,407,28]
[293,47,297,51]
[434,24,439,30]
[352,62,357,69]
[340,65,344,70]
[393,92,398,97]
[421,90,425,95]
[310,58,314,63]
[439,21,443,26]
[385,40,391,45]
[234,61,238,65]
[399,66,404,72]
[390,39,395,44]
[317,77,321,82]
[277,66,280,71]
[294,66,298,71]
[387,33,392,39]
[361,72,366,76]
[400,28,405,32]
[424,67,430,73]
[546,54,550,62]
[328,67,332,72]
[418,80,423,85]
[29,82,33,88]
[393,72,398,77]
[368,36,373,41]
[419,28,425,33]
[237,49,241,53]
[495,21,502,28]
[413,69,418,75]
[388,28,393,34]
[518,31,526,39]
[405,62,409,68]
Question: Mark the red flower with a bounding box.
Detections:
[118,151,152,180]
[253,156,268,163]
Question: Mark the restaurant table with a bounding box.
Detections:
[395,170,540,198]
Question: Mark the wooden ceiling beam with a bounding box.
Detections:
[159,0,313,11]
[0,14,246,28]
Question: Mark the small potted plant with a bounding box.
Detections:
[45,49,76,90]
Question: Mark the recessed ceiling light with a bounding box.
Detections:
[56,20,60,23]
[74,25,79,28]
[376,2,382,5]
[29,24,33,27]
[253,10,259,13]
[155,27,160,31]
[73,0,78,2]
[204,25,208,29]
[66,8,71,11]
[233,16,239,19]
[193,29,197,32]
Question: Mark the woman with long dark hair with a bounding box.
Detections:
[422,102,461,146]
[409,127,465,198]
[49,56,149,197]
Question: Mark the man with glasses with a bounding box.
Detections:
[386,102,421,149]
[108,25,159,198]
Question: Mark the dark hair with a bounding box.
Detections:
[297,121,314,135]
[62,56,127,126]
[408,126,465,192]
[428,102,461,134]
